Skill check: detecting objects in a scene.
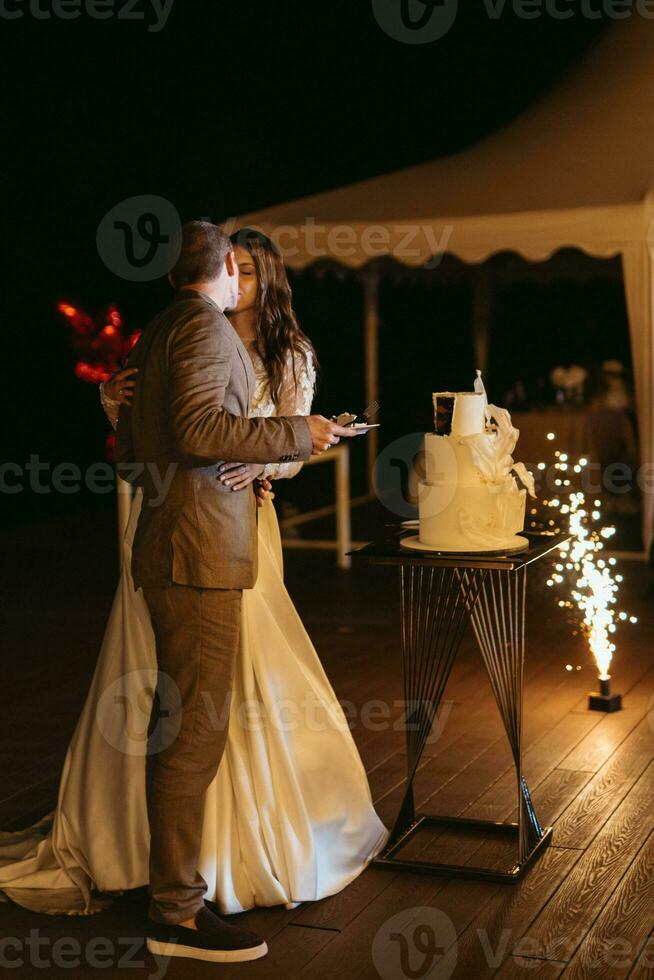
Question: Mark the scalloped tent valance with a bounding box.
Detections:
[231,203,645,269]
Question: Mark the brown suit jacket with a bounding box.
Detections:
[115,288,312,590]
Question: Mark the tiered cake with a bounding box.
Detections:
[411,374,535,553]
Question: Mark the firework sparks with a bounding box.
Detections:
[532,446,636,681]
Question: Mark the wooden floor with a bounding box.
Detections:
[1,504,654,979]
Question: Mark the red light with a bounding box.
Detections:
[61,300,132,396]
[75,361,112,384]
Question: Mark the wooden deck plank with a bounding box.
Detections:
[522,761,654,964]
[441,710,598,823]
[564,831,654,979]
[625,930,654,978]
[288,866,397,931]
[352,874,502,980]
[371,729,506,827]
[451,846,580,978]
[553,718,654,849]
[494,957,565,979]
[401,766,590,871]
[291,872,454,980]
[559,671,654,773]
[457,648,654,824]
[417,650,616,827]
[506,768,593,828]
[236,923,336,980]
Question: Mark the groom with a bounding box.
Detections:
[115,221,361,964]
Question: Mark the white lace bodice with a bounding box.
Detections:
[246,342,316,480]
[100,341,316,481]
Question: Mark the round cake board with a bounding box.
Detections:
[399,534,530,556]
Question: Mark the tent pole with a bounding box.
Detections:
[363,268,380,492]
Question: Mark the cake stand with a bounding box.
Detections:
[349,530,569,883]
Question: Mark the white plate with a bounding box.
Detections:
[350,423,380,431]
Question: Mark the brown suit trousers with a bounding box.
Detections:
[143,583,241,924]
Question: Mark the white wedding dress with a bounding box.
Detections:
[0,343,389,916]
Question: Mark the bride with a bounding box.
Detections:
[0,228,389,917]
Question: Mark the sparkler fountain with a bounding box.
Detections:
[531,446,638,712]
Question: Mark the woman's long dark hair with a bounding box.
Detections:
[229,228,318,408]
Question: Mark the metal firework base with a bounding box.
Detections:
[588,675,622,712]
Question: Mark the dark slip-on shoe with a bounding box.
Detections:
[146,904,268,963]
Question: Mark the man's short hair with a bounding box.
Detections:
[170,221,231,287]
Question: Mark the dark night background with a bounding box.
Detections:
[2,2,629,529]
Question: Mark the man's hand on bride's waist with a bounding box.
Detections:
[217,462,265,491]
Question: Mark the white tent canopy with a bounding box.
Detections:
[236,18,654,552]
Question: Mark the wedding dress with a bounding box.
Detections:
[0,342,389,916]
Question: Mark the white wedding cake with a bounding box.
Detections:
[411,372,536,553]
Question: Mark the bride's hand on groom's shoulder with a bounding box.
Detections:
[218,462,265,492]
[103,367,138,405]
[306,415,367,456]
